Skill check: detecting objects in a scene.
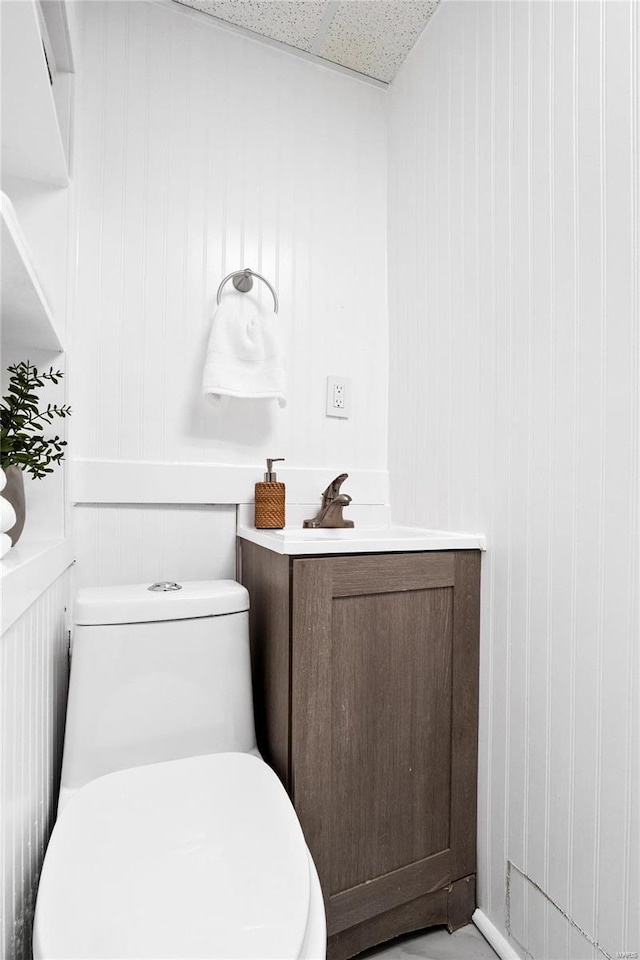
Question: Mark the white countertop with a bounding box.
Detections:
[237,523,486,556]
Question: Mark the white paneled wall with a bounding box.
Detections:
[73,503,236,589]
[388,2,638,959]
[71,0,388,473]
[69,0,388,585]
[0,573,70,960]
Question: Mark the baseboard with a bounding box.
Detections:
[473,909,522,960]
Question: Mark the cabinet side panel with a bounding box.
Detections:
[447,874,476,932]
[450,551,481,879]
[239,540,291,789]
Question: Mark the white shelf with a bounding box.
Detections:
[1,538,74,634]
[0,0,68,187]
[1,192,64,352]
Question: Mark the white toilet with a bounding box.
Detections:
[33,580,326,959]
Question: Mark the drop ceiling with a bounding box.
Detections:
[173,0,439,84]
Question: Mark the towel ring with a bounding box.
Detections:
[216,268,279,314]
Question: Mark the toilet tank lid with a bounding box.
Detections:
[74,580,249,625]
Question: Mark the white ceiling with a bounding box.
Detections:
[172,0,439,84]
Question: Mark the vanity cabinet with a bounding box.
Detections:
[239,542,481,960]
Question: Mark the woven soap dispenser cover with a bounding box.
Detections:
[255,458,285,529]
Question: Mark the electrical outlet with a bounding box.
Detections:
[326,376,350,419]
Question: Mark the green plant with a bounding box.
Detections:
[1,361,71,479]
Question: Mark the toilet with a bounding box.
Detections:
[33,580,326,960]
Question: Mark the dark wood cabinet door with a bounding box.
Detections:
[290,552,480,941]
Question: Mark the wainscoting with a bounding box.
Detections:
[388,2,639,957]
[0,572,70,960]
[72,502,236,588]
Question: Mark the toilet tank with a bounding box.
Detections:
[59,580,256,810]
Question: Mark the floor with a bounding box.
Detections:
[361,923,500,960]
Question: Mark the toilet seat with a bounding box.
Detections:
[33,753,323,959]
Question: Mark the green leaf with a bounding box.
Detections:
[1,358,70,476]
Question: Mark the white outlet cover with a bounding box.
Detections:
[326,376,350,419]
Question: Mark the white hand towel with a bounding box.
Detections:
[0,533,11,558]
[203,298,286,407]
[0,495,16,534]
[0,467,5,493]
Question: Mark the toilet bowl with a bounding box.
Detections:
[34,753,325,959]
[32,581,326,959]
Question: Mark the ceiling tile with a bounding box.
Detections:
[173,0,440,84]
[175,1,330,53]
[320,0,438,83]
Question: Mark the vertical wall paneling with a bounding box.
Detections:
[0,573,70,960]
[69,0,389,581]
[388,2,639,958]
[1,3,75,954]
[72,503,236,589]
[71,0,388,473]
[624,6,639,956]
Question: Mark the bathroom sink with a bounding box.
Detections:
[284,528,387,539]
[287,527,443,540]
[237,524,486,555]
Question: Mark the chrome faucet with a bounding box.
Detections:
[303,474,355,529]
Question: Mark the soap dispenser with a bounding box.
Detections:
[255,458,285,529]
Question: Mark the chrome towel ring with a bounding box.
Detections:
[216,268,279,314]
